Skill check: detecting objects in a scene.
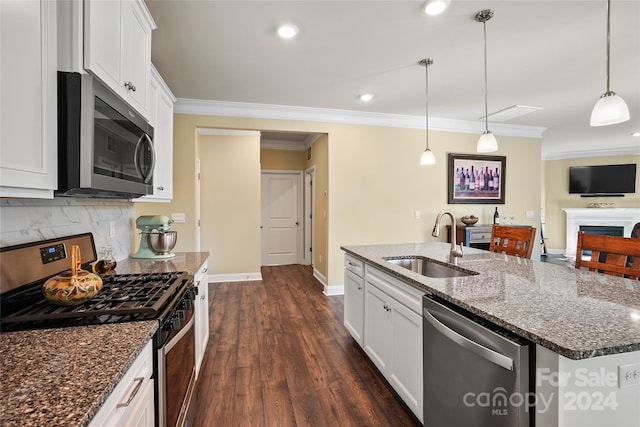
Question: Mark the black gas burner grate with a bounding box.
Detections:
[1,272,190,327]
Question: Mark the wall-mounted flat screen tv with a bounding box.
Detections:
[569,163,636,195]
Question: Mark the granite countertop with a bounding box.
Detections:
[0,321,158,427]
[115,251,210,276]
[341,242,640,360]
[0,251,210,427]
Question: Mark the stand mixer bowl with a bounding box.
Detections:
[147,231,177,255]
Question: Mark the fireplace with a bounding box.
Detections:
[563,208,640,258]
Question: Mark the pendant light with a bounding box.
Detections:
[419,58,436,166]
[475,9,498,153]
[590,0,630,126]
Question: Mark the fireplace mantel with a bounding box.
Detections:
[563,208,640,258]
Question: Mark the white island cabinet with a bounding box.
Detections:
[0,0,58,198]
[344,253,365,346]
[363,264,424,423]
[194,260,210,376]
[89,340,155,427]
[84,0,156,118]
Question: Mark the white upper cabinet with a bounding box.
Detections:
[84,0,156,118]
[134,65,175,202]
[0,0,58,198]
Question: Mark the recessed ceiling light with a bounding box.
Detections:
[423,0,451,16]
[359,94,374,102]
[277,23,298,39]
[632,132,640,137]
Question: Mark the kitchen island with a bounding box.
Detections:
[342,242,640,427]
[0,252,209,427]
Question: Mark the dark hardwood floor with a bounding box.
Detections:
[191,264,422,427]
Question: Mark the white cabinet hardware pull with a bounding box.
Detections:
[117,377,145,408]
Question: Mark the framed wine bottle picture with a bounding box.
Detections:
[447,153,506,204]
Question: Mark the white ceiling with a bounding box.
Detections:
[145,0,640,159]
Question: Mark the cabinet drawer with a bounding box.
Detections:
[344,254,364,277]
[468,229,491,243]
[89,340,154,426]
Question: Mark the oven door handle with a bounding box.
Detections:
[164,314,195,353]
[133,133,156,184]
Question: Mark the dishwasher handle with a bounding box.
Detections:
[423,308,514,371]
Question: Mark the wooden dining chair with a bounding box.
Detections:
[575,231,640,280]
[488,225,537,259]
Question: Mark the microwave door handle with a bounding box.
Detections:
[133,133,156,184]
[423,307,514,371]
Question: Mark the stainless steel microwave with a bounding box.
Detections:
[57,72,155,198]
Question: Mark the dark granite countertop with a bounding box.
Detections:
[0,321,158,427]
[115,251,210,276]
[0,252,209,427]
[341,242,640,360]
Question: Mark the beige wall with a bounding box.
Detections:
[136,113,542,290]
[199,134,261,274]
[261,148,307,170]
[543,155,640,252]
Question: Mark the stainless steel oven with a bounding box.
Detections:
[57,71,155,198]
[156,287,197,427]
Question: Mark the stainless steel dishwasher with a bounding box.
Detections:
[423,295,533,427]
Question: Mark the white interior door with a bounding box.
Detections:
[261,171,303,266]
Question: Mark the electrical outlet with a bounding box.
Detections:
[171,213,186,223]
[618,362,640,387]
[414,210,421,220]
[526,211,534,219]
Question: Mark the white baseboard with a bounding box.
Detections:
[545,248,565,255]
[325,284,344,296]
[208,272,263,283]
[313,268,344,296]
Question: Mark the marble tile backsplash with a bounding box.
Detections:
[0,198,134,261]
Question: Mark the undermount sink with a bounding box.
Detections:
[383,256,478,278]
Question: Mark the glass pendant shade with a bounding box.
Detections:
[420,148,436,165]
[590,0,629,127]
[590,92,630,126]
[477,130,498,153]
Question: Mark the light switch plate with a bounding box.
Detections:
[526,210,534,219]
[618,362,640,388]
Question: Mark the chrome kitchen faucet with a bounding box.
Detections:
[432,211,464,265]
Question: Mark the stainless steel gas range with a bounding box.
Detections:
[0,233,197,427]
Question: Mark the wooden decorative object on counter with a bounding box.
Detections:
[575,232,640,279]
[489,225,536,259]
[42,245,103,305]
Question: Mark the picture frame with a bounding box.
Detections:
[447,153,506,204]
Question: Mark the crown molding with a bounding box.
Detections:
[175,98,546,139]
[543,145,640,160]
[197,128,261,137]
